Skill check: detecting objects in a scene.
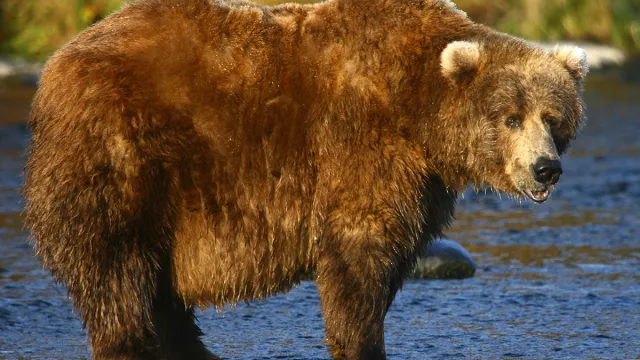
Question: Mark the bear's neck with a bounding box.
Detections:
[421,113,476,193]
[302,0,484,192]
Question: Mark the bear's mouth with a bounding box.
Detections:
[523,187,551,203]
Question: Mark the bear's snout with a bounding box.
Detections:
[532,157,563,185]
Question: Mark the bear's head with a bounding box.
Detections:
[440,38,588,203]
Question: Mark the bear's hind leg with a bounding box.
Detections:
[76,232,171,359]
[74,244,166,360]
[83,218,216,360]
[26,144,183,359]
[152,267,218,360]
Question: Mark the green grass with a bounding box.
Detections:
[1,0,638,60]
[456,0,640,52]
[2,0,123,59]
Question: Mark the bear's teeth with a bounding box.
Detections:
[525,189,550,202]
[534,190,549,199]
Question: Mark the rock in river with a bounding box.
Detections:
[413,239,476,280]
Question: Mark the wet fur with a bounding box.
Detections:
[23,0,585,359]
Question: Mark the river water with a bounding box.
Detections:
[0,67,639,359]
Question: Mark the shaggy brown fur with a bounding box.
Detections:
[23,0,587,359]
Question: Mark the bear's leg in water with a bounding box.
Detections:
[151,266,216,360]
[316,221,402,360]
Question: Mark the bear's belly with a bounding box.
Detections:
[171,211,316,308]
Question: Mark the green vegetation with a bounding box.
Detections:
[1,0,123,59]
[457,0,640,53]
[1,0,639,60]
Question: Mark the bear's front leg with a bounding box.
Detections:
[316,220,409,360]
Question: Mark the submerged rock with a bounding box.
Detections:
[413,239,476,280]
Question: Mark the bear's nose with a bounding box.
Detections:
[533,157,562,185]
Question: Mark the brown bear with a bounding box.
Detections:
[23,0,588,358]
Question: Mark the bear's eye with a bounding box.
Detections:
[544,115,560,127]
[505,116,522,129]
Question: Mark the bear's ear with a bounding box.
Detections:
[552,45,589,82]
[440,41,482,86]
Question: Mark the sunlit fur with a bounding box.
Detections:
[23,0,587,359]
